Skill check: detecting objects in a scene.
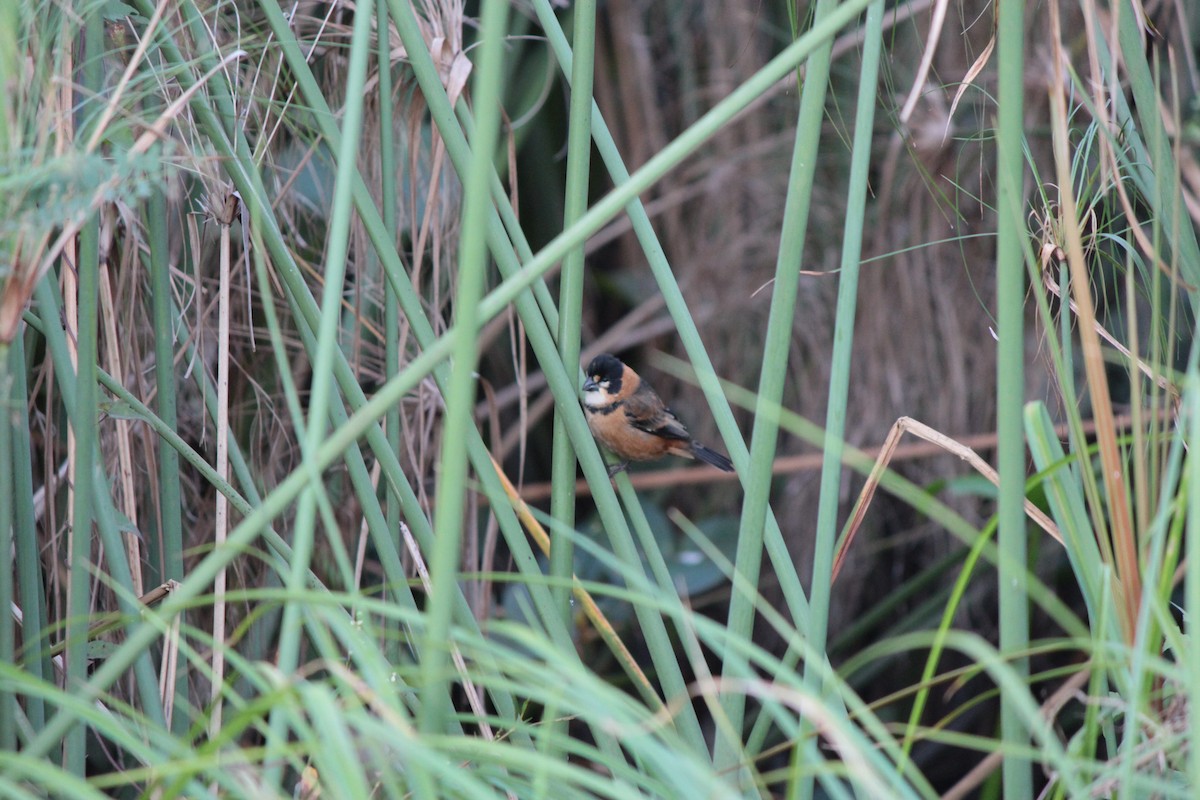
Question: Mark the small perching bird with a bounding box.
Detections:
[581,353,734,475]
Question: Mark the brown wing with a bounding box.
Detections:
[624,382,691,442]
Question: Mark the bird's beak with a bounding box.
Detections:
[582,377,598,392]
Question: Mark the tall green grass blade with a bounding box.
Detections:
[807,0,884,730]
[145,188,183,593]
[421,0,512,736]
[7,331,48,731]
[549,0,596,623]
[377,0,405,666]
[897,516,994,775]
[144,183,186,741]
[721,0,838,788]
[1025,403,1105,625]
[0,342,14,750]
[1188,376,1200,800]
[995,0,1031,794]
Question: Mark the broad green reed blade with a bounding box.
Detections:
[376,0,406,666]
[1188,376,1200,800]
[420,0,511,736]
[7,333,49,732]
[238,0,555,665]
[547,0,597,758]
[0,342,13,752]
[806,0,885,736]
[996,0,1031,794]
[721,0,839,789]
[549,0,597,624]
[1025,404,1106,627]
[806,0,883,781]
[145,188,185,620]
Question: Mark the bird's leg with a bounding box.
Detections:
[606,461,629,478]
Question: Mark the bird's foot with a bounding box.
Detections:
[606,461,629,478]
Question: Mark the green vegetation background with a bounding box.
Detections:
[1,0,1198,797]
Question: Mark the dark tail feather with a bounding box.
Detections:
[691,441,734,472]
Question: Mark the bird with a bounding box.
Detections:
[581,353,735,476]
